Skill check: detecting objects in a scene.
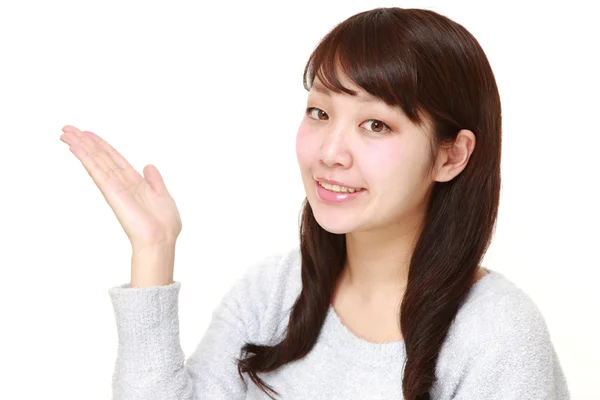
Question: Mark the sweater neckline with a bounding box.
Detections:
[320,269,499,368]
[322,303,406,368]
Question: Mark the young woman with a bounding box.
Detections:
[60,7,570,400]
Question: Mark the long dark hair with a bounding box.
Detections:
[236,7,502,399]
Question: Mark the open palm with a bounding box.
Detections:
[60,125,182,249]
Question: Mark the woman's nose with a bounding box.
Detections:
[319,128,352,169]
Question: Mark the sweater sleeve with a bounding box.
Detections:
[452,291,571,400]
[107,254,282,400]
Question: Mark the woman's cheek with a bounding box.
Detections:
[363,144,405,183]
[295,125,316,165]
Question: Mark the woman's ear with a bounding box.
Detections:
[433,129,476,183]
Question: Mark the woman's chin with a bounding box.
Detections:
[312,212,355,235]
[306,195,363,234]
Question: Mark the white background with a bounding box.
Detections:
[1,0,598,398]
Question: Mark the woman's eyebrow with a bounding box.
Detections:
[311,82,380,104]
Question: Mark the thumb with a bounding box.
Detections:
[143,164,170,196]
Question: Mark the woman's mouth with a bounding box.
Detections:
[314,179,366,203]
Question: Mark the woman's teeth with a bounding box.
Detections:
[318,181,363,193]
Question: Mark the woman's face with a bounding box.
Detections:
[295,72,437,235]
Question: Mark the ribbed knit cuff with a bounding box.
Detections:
[108,281,185,373]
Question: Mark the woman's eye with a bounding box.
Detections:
[306,107,329,120]
[362,119,391,134]
[305,107,391,134]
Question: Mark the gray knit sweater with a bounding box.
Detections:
[108,247,570,399]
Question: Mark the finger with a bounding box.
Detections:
[60,125,85,145]
[68,133,130,198]
[63,126,144,193]
[143,164,170,197]
[82,130,143,189]
[63,126,123,187]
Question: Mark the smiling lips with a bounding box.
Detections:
[314,178,366,203]
[314,177,363,190]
